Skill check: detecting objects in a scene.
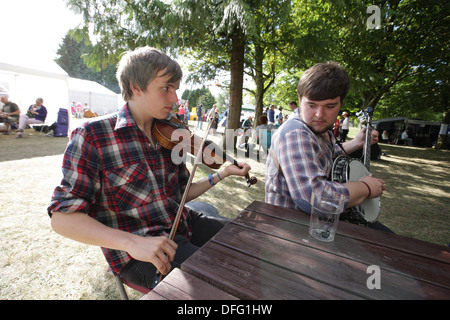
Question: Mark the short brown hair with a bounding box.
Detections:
[116,46,183,101]
[297,62,350,103]
[258,115,268,125]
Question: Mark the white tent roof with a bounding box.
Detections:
[68,77,119,115]
[0,52,68,80]
[68,77,116,95]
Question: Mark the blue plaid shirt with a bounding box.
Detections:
[265,108,349,213]
[48,105,191,274]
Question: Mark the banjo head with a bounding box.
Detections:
[331,156,380,223]
[359,197,381,222]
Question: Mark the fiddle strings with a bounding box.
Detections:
[169,117,215,240]
[158,117,215,283]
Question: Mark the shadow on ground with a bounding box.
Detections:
[0,129,69,162]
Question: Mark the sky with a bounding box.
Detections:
[0,0,83,62]
[0,0,225,98]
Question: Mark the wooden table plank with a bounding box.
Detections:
[182,240,363,300]
[210,223,449,299]
[234,209,450,290]
[245,201,450,264]
[181,201,450,300]
[142,268,239,300]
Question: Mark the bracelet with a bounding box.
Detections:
[361,181,371,198]
[216,172,222,181]
[208,173,215,186]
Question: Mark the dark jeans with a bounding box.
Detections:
[340,129,349,142]
[119,209,229,289]
[367,221,395,233]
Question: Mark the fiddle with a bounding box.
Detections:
[152,115,257,187]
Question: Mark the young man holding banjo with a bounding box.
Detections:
[265,62,392,232]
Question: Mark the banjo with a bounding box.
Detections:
[331,108,380,225]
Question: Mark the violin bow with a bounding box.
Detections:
[158,117,215,283]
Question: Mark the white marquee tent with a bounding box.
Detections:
[68,77,119,116]
[0,52,119,126]
[0,54,70,125]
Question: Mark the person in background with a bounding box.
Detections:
[75,102,83,118]
[254,114,274,155]
[276,106,284,125]
[333,117,340,138]
[178,104,185,123]
[288,101,298,111]
[207,105,219,134]
[401,129,413,146]
[267,104,275,125]
[339,111,349,142]
[70,101,76,116]
[196,104,204,130]
[381,130,389,143]
[15,98,47,138]
[184,106,190,125]
[0,94,20,135]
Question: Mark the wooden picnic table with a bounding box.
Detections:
[143,201,450,300]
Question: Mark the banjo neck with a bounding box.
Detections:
[332,107,380,225]
[358,108,373,171]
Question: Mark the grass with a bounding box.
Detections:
[0,121,448,300]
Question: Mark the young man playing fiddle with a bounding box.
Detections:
[265,62,391,232]
[48,47,251,289]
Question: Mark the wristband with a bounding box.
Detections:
[208,173,215,186]
[216,172,222,181]
[361,181,371,198]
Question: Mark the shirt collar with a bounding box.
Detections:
[115,103,137,130]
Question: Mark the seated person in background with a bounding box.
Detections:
[48,46,251,290]
[15,98,47,138]
[265,62,391,232]
[0,95,20,135]
[239,116,254,156]
[401,129,413,146]
[242,115,253,129]
[254,115,274,154]
[381,130,389,143]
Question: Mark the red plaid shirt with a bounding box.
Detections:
[48,105,192,274]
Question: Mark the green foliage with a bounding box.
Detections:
[63,0,449,122]
[214,90,230,113]
[182,87,216,111]
[55,33,120,93]
[288,0,449,120]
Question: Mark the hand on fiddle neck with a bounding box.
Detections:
[186,161,252,201]
[222,161,251,178]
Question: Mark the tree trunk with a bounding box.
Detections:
[224,26,245,152]
[254,45,264,126]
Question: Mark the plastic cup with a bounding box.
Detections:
[309,194,344,242]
